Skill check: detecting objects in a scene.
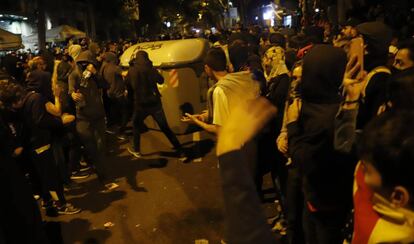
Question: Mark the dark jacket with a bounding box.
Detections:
[26,69,53,102]
[288,45,355,211]
[266,73,290,132]
[356,21,392,128]
[356,72,390,129]
[69,51,107,120]
[101,52,125,99]
[21,91,63,150]
[0,113,49,244]
[127,51,164,107]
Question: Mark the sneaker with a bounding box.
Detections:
[106,129,116,135]
[178,154,188,162]
[64,182,82,192]
[271,218,287,235]
[104,182,119,191]
[41,200,52,209]
[57,203,81,215]
[70,171,90,180]
[116,134,127,141]
[79,165,91,172]
[45,206,59,217]
[127,147,142,158]
[176,149,188,162]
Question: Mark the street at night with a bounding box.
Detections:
[2,0,414,244]
[45,130,225,244]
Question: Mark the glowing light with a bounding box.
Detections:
[263,10,274,20]
[315,8,320,13]
[255,16,259,21]
[46,17,52,30]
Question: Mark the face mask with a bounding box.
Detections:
[391,66,404,75]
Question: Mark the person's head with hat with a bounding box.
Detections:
[356,21,393,71]
[341,17,361,39]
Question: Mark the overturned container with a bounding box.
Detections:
[120,38,210,134]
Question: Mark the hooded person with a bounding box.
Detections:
[56,54,75,113]
[126,51,185,159]
[355,21,393,129]
[101,52,125,99]
[68,50,119,191]
[101,52,127,136]
[287,45,356,244]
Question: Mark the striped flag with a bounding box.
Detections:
[169,69,179,88]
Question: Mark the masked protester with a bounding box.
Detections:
[126,51,185,159]
[69,50,119,191]
[393,39,414,73]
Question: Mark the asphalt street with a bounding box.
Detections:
[45,127,225,244]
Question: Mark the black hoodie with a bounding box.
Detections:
[68,50,107,120]
[288,45,356,211]
[26,69,53,102]
[127,51,164,107]
[101,52,125,99]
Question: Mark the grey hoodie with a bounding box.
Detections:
[101,52,125,98]
[207,71,260,124]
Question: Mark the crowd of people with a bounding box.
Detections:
[202,19,414,244]
[1,13,414,244]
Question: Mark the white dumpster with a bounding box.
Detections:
[120,38,210,134]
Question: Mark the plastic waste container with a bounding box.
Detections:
[120,38,210,134]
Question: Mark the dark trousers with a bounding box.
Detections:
[108,96,129,131]
[76,118,107,181]
[286,166,305,244]
[132,104,181,152]
[303,205,348,244]
[256,133,287,200]
[52,139,69,184]
[53,124,82,184]
[32,148,65,203]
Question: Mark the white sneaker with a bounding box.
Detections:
[127,147,142,158]
[104,182,119,191]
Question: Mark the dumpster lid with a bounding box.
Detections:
[120,38,209,68]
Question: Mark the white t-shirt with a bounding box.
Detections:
[212,87,229,126]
